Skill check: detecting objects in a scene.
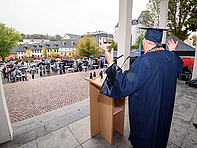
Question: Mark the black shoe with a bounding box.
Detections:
[193,123,197,129]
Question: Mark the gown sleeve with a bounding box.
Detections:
[100,57,150,98]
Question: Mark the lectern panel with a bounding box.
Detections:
[90,84,100,137]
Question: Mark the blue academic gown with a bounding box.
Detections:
[100,47,183,148]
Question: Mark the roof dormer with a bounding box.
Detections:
[54,42,58,47]
[46,43,50,47]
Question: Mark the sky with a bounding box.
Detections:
[0,0,149,37]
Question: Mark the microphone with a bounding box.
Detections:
[117,54,123,59]
[120,55,130,69]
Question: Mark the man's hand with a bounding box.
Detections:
[167,39,178,51]
[105,48,114,65]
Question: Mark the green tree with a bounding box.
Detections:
[168,0,196,40]
[0,22,22,61]
[56,34,62,41]
[146,0,160,27]
[134,35,144,50]
[26,34,31,39]
[107,40,118,51]
[76,33,100,58]
[145,0,197,40]
[19,33,26,42]
[184,1,197,32]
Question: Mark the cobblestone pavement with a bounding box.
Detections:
[3,69,104,124]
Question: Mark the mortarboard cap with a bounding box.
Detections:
[140,27,170,43]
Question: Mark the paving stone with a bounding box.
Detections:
[44,105,90,133]
[181,129,197,148]
[113,115,132,147]
[37,126,80,148]
[68,116,91,144]
[3,69,100,124]
[188,107,197,133]
[0,126,46,148]
[16,140,38,148]
[168,122,187,147]
[12,117,42,135]
[166,141,179,148]
[172,94,196,128]
[82,134,130,148]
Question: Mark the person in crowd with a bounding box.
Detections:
[15,67,21,81]
[100,28,183,148]
[59,63,62,75]
[5,65,10,82]
[55,62,58,73]
[2,66,6,79]
[46,63,50,74]
[43,64,45,74]
[39,64,43,76]
[21,67,27,81]
[36,65,39,74]
[30,65,36,79]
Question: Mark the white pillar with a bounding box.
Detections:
[0,76,13,144]
[117,0,133,70]
[192,44,197,79]
[159,0,169,44]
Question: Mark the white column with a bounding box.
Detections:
[117,0,133,70]
[159,0,169,44]
[192,44,197,79]
[0,76,13,144]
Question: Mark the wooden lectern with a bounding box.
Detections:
[85,75,125,144]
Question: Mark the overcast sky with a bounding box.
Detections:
[0,0,149,37]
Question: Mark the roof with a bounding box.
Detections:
[59,39,78,48]
[63,33,81,39]
[10,45,19,54]
[82,31,114,38]
[166,34,195,52]
[15,39,78,52]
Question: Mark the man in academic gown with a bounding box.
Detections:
[100,28,183,148]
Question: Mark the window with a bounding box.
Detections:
[32,50,34,53]
[39,44,42,48]
[46,43,50,47]
[63,42,66,45]
[33,44,37,48]
[71,41,75,45]
[40,50,41,53]
[54,43,58,47]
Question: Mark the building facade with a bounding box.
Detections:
[114,11,146,46]
[7,31,114,60]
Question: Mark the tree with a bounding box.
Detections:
[20,33,26,42]
[50,50,56,59]
[146,0,160,27]
[185,1,197,32]
[56,34,62,41]
[41,47,47,58]
[145,0,197,40]
[24,49,31,57]
[107,40,118,51]
[168,0,196,40]
[76,33,100,58]
[0,22,22,61]
[134,35,144,50]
